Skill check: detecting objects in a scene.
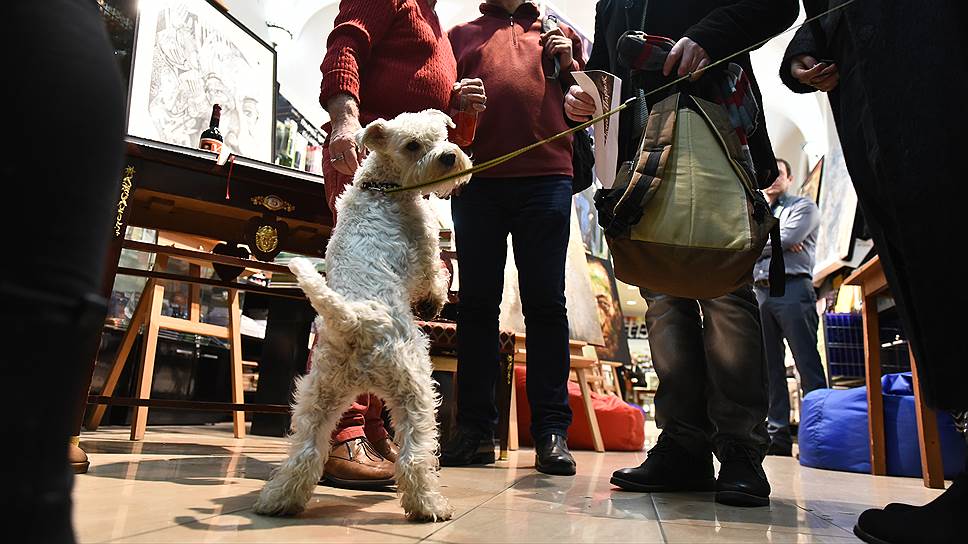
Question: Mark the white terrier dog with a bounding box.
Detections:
[253,109,471,522]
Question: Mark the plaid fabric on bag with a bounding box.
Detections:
[617,32,759,178]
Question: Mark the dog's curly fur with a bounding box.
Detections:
[253,110,471,522]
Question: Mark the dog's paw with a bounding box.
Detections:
[287,257,321,282]
[405,501,455,523]
[253,487,307,517]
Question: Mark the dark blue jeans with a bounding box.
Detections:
[451,176,573,440]
[755,277,829,448]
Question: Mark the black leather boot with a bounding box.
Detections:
[854,472,966,544]
[439,427,495,467]
[611,432,716,492]
[715,442,771,507]
[535,434,576,476]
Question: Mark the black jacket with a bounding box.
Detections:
[779,0,968,410]
[585,0,799,189]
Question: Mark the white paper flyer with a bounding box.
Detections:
[571,70,622,188]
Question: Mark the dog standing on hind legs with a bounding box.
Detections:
[253,109,472,522]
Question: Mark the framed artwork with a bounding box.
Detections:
[499,202,605,346]
[585,254,632,366]
[814,138,860,281]
[800,155,824,205]
[126,0,276,162]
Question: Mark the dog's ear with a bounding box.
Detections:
[421,109,456,129]
[358,119,388,152]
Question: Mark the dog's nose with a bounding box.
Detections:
[439,153,457,167]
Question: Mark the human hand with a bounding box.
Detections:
[328,117,363,176]
[540,29,574,68]
[453,78,487,112]
[790,243,805,253]
[664,37,710,80]
[791,55,839,92]
[564,84,596,122]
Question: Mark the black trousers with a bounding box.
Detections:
[755,278,828,447]
[642,286,770,458]
[0,2,125,542]
[451,176,573,440]
[824,7,966,411]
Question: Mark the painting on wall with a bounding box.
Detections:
[799,156,823,205]
[814,136,859,281]
[585,254,632,366]
[126,0,276,161]
[499,202,605,346]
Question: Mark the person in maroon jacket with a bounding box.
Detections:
[440,0,583,476]
[317,0,485,490]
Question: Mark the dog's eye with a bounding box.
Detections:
[404,141,420,152]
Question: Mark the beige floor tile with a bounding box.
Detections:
[651,492,849,537]
[107,513,421,543]
[426,507,665,544]
[483,473,660,521]
[660,522,860,543]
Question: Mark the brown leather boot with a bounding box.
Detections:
[321,437,395,490]
[370,436,400,463]
[69,436,89,474]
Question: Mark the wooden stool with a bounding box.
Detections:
[513,336,605,453]
[86,241,295,440]
[844,256,945,489]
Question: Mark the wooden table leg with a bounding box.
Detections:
[910,347,945,489]
[863,293,887,475]
[130,281,165,441]
[227,289,247,439]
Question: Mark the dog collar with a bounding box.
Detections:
[359,181,402,193]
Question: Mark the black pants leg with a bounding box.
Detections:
[509,177,573,440]
[0,2,125,542]
[452,176,573,439]
[644,286,769,457]
[756,279,827,447]
[452,181,511,437]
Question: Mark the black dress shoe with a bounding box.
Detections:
[610,432,715,492]
[439,427,495,467]
[853,472,965,544]
[534,434,576,476]
[715,442,771,507]
[766,441,793,457]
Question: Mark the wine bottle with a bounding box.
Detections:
[200,104,223,153]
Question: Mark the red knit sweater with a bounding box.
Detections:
[319,0,457,124]
[448,2,583,178]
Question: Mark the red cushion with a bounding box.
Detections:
[514,366,645,451]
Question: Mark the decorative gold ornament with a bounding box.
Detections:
[254,225,279,253]
[115,166,135,237]
[251,195,295,212]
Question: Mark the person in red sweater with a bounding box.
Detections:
[317,0,485,489]
[440,0,583,476]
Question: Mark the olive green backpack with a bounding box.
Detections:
[596,91,784,299]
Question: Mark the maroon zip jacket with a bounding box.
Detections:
[448,2,583,178]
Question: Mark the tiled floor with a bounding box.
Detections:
[74,424,944,543]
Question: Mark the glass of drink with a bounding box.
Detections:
[449,93,479,148]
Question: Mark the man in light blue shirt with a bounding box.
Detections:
[753,158,827,456]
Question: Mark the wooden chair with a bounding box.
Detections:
[86,241,294,440]
[423,320,517,460]
[844,256,944,489]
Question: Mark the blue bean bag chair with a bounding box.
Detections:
[799,373,966,478]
